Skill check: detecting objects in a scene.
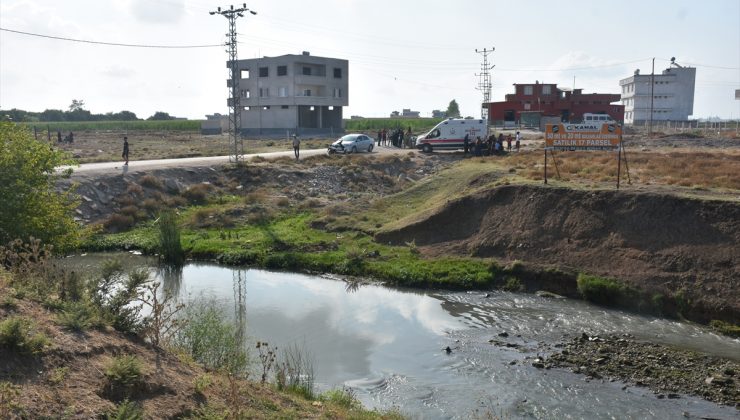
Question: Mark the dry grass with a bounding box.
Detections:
[501,149,740,191]
[182,183,214,205]
[139,175,164,190]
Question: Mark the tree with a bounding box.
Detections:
[39,109,66,122]
[68,99,85,112]
[446,100,461,118]
[147,111,174,121]
[0,122,79,250]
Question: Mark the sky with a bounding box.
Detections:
[1,0,739,120]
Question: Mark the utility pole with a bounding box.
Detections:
[210,4,256,163]
[649,57,655,138]
[475,47,495,120]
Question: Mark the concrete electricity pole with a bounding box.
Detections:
[475,47,495,120]
[210,4,256,163]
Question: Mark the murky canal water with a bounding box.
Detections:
[68,255,740,419]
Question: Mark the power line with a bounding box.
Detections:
[0,27,224,48]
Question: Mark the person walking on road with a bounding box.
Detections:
[292,134,301,160]
[463,133,470,155]
[122,136,129,165]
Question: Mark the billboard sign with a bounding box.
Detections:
[545,123,621,151]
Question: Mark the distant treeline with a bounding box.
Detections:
[344,118,443,133]
[1,108,180,123]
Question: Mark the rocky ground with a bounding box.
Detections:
[541,333,739,409]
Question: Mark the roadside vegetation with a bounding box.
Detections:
[0,121,79,250]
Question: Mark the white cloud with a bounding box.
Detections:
[130,0,185,24]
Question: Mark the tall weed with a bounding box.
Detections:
[173,299,249,376]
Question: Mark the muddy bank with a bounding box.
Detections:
[376,185,740,323]
[542,333,739,408]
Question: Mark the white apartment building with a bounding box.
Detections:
[232,51,348,136]
[619,64,696,124]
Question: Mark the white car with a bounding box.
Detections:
[328,134,374,154]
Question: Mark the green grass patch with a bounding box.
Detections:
[576,273,637,307]
[709,320,740,338]
[344,117,443,132]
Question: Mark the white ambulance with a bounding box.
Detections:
[416,118,488,153]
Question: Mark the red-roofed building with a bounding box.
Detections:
[484,82,624,127]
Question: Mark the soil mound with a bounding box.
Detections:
[376,185,740,322]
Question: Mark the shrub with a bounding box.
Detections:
[57,301,100,332]
[48,367,69,385]
[576,273,636,306]
[321,387,359,409]
[90,262,148,333]
[126,183,143,196]
[193,374,212,394]
[502,276,523,292]
[106,399,143,420]
[0,121,79,250]
[139,175,164,190]
[158,211,184,265]
[105,355,144,397]
[0,316,49,354]
[119,205,141,219]
[104,214,135,233]
[0,237,58,298]
[709,320,740,338]
[182,183,213,205]
[140,198,161,215]
[173,299,249,376]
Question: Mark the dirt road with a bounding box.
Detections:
[66,145,405,178]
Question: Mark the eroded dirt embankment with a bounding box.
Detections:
[376,185,740,323]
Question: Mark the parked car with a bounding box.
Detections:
[328,134,374,154]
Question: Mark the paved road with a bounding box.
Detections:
[66,146,405,178]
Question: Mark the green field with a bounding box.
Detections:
[344,118,443,132]
[22,120,202,132]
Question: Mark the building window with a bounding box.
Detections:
[333,68,342,78]
[263,106,270,110]
[259,67,268,77]
[523,85,533,95]
[333,88,341,98]
[277,65,287,76]
[523,103,531,110]
[542,85,552,95]
[302,66,312,76]
[303,89,312,97]
[281,105,289,109]
[244,106,250,111]
[259,88,269,98]
[240,69,250,79]
[278,87,287,97]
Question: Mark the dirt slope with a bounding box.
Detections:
[376,185,740,322]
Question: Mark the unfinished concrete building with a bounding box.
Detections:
[232,51,348,136]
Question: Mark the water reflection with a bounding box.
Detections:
[140,262,739,419]
[157,264,183,297]
[233,269,248,345]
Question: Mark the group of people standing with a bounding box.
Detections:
[464,131,521,157]
[376,127,413,148]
